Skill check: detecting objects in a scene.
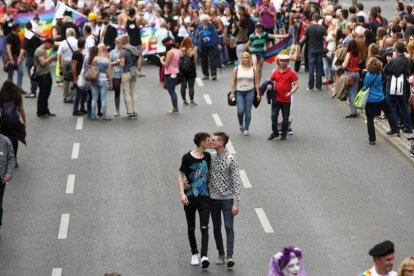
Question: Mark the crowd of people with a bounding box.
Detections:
[0,0,414,273]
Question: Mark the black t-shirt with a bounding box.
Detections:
[179,151,211,198]
[6,32,21,57]
[60,22,80,40]
[126,18,141,46]
[304,23,326,51]
[71,50,84,76]
[23,35,43,59]
[2,17,15,37]
[405,25,414,40]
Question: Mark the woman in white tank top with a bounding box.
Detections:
[229,51,260,135]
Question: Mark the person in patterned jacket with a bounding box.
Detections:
[208,131,241,268]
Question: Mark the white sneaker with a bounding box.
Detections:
[215,255,225,265]
[200,256,210,269]
[226,257,235,268]
[191,254,200,266]
[243,130,249,136]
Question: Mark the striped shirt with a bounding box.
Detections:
[249,32,268,54]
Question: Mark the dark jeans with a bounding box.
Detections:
[74,86,87,113]
[387,94,413,133]
[37,73,52,116]
[0,179,6,225]
[210,199,234,257]
[308,49,324,89]
[365,100,398,142]
[113,78,121,112]
[184,196,210,257]
[165,75,178,109]
[201,45,217,77]
[180,77,195,102]
[26,57,38,94]
[271,101,291,136]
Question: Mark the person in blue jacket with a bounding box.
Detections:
[364,57,398,145]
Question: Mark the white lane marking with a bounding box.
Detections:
[66,174,75,194]
[226,140,236,154]
[52,268,62,276]
[203,94,212,105]
[71,143,80,159]
[196,77,204,87]
[58,214,70,239]
[255,208,274,233]
[76,117,84,130]
[212,113,223,127]
[239,170,252,189]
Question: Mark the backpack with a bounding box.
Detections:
[0,101,20,130]
[179,54,194,74]
[390,74,404,96]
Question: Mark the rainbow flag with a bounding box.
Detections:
[14,8,55,41]
[53,2,88,27]
[258,34,292,63]
[140,24,158,56]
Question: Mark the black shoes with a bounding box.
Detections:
[73,111,85,116]
[280,136,287,141]
[267,133,279,140]
[47,112,56,117]
[212,75,217,80]
[345,113,357,118]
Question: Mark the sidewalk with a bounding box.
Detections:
[327,84,414,165]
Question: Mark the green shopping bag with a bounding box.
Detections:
[353,74,379,109]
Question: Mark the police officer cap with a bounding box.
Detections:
[369,240,395,257]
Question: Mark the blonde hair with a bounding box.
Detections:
[120,35,130,45]
[397,256,414,276]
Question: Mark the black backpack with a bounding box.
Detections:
[179,54,194,74]
[0,101,20,130]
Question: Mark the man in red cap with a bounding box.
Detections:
[359,240,397,276]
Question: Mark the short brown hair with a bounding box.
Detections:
[366,57,382,73]
[213,131,229,147]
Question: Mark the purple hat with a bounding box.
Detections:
[268,247,307,276]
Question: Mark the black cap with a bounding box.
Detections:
[255,22,263,28]
[63,10,72,17]
[45,38,54,44]
[369,240,395,257]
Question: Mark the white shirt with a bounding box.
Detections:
[364,266,397,276]
[356,11,369,24]
[82,35,96,57]
[57,36,78,63]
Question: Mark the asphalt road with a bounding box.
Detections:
[1,2,414,275]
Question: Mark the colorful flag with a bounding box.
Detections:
[53,2,88,27]
[258,34,293,64]
[14,8,55,41]
[140,24,158,56]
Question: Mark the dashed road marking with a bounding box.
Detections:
[255,208,274,233]
[226,140,236,154]
[71,143,80,159]
[203,94,212,105]
[66,174,75,194]
[212,113,223,127]
[239,170,252,189]
[196,77,204,87]
[58,214,70,239]
[52,268,62,276]
[76,117,84,130]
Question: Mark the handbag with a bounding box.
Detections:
[84,59,99,81]
[353,74,379,109]
[289,44,301,61]
[227,91,236,106]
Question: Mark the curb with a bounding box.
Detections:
[327,85,414,167]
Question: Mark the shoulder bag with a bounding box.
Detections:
[84,58,99,81]
[63,39,75,81]
[353,74,379,109]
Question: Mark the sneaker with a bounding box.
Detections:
[215,255,225,265]
[200,256,210,269]
[202,76,209,80]
[306,88,313,92]
[267,133,279,140]
[288,128,293,135]
[190,101,197,106]
[132,112,138,118]
[345,113,357,118]
[47,112,56,117]
[239,126,244,133]
[72,111,85,116]
[25,93,36,98]
[212,75,217,80]
[280,135,287,141]
[102,116,112,121]
[243,130,249,136]
[167,108,179,115]
[191,254,200,266]
[183,101,189,106]
[114,112,120,117]
[226,257,235,268]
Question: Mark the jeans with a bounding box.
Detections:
[236,89,255,130]
[184,196,210,257]
[323,56,334,80]
[271,101,291,136]
[7,61,24,88]
[37,73,52,116]
[121,72,137,114]
[74,86,87,113]
[365,100,398,141]
[308,49,324,89]
[26,57,38,94]
[387,94,413,133]
[210,199,234,257]
[180,77,195,102]
[63,80,76,101]
[345,71,360,114]
[165,75,178,109]
[201,45,217,77]
[0,179,5,226]
[91,80,109,118]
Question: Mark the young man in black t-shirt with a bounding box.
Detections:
[71,38,86,116]
[6,23,24,90]
[178,132,212,269]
